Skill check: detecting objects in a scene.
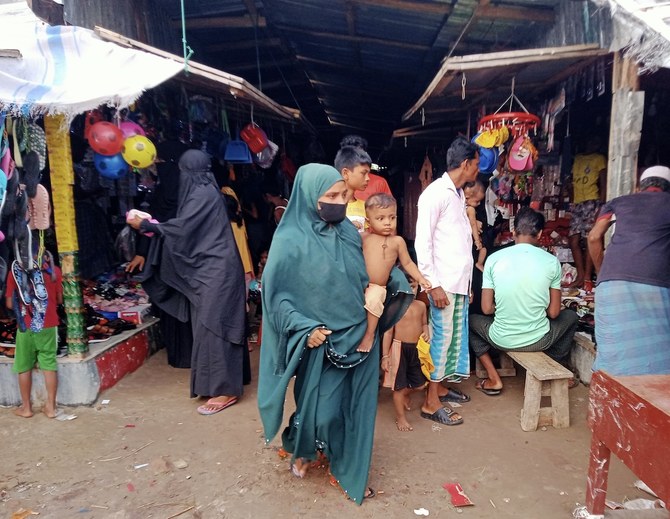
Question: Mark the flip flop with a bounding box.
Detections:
[197,397,238,415]
[476,379,502,396]
[439,387,471,403]
[30,262,48,301]
[420,406,464,426]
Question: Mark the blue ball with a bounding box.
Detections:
[94,152,129,179]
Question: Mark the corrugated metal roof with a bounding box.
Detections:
[63,0,616,154]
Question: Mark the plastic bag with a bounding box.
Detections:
[115,225,136,262]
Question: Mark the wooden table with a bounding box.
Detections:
[586,371,670,514]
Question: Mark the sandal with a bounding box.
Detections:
[439,387,471,403]
[420,406,464,426]
[329,474,376,501]
[475,379,502,396]
[289,458,309,478]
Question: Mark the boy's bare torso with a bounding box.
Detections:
[394,300,426,343]
[362,233,403,286]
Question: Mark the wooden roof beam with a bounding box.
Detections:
[205,38,281,53]
[324,110,397,124]
[173,15,266,30]
[275,25,429,51]
[474,4,555,24]
[354,0,451,16]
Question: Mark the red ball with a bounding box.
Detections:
[88,121,124,156]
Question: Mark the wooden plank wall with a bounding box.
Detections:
[62,0,179,54]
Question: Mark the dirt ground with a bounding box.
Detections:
[0,347,655,519]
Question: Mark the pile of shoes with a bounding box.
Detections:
[87,314,137,343]
[0,345,15,358]
[0,319,16,357]
[82,268,149,315]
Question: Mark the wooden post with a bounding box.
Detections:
[606,51,643,202]
[44,115,88,358]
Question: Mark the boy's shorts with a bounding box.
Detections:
[12,327,58,373]
[364,283,387,318]
[394,341,426,391]
[569,200,602,237]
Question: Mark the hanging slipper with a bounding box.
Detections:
[22,151,42,198]
[11,260,32,306]
[1,168,19,220]
[29,261,48,301]
[26,122,47,172]
[0,171,7,242]
[0,257,6,294]
[28,184,51,231]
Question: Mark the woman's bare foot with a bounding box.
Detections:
[395,418,413,431]
[43,405,57,418]
[13,406,33,418]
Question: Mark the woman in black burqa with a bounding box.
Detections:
[127,139,193,369]
[130,149,248,415]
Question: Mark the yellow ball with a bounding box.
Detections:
[121,135,156,169]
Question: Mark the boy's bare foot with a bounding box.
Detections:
[356,335,374,353]
[13,406,33,418]
[395,418,413,431]
[43,406,57,419]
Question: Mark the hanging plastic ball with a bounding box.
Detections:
[119,120,146,139]
[94,152,129,179]
[88,121,124,156]
[121,135,156,169]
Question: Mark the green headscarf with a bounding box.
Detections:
[258,163,412,504]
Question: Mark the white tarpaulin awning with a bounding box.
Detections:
[0,1,183,119]
[594,0,670,72]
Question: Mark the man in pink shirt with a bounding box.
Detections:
[415,136,479,426]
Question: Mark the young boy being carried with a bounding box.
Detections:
[464,180,487,272]
[381,276,431,431]
[358,193,431,353]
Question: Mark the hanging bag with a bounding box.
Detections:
[240,122,268,154]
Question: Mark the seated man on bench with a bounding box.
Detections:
[469,207,578,395]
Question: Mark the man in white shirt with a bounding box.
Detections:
[415,136,479,425]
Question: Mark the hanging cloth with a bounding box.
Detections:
[419,155,432,191]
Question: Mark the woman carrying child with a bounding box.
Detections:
[258,163,411,504]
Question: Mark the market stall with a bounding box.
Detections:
[0,2,301,405]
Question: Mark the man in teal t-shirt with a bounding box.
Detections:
[469,208,578,395]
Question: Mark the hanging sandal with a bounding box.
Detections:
[29,261,48,301]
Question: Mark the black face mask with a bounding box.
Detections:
[317,202,347,224]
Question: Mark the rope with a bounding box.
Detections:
[180,0,194,74]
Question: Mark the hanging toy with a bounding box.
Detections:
[121,135,156,168]
[94,152,129,179]
[119,120,146,139]
[88,121,124,156]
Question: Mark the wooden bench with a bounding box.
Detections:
[505,351,573,432]
[475,349,575,431]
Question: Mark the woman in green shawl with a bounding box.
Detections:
[258,163,412,504]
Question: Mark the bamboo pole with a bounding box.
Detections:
[44,115,88,357]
